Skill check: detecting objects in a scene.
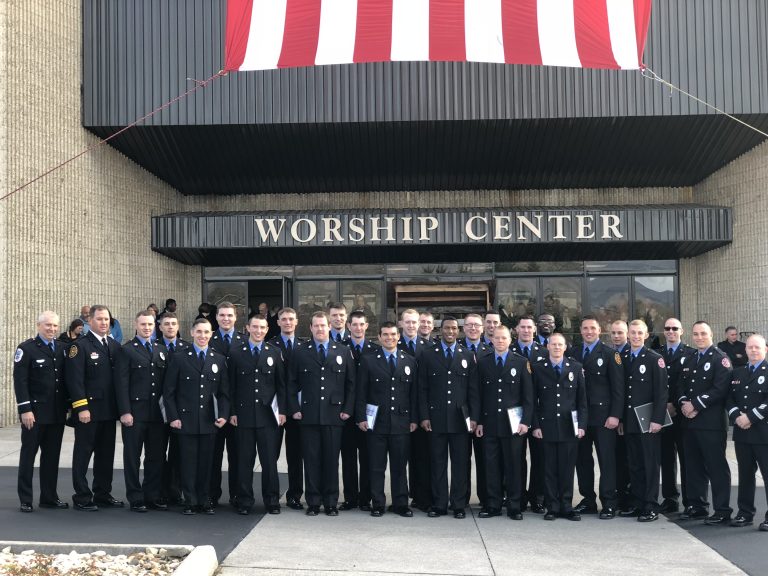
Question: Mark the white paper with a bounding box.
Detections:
[271,394,280,425]
[571,410,579,437]
[366,404,378,430]
[507,406,523,434]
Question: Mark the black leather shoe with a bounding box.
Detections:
[564,511,581,521]
[306,506,320,516]
[182,506,196,515]
[395,507,413,518]
[574,501,598,514]
[206,498,218,509]
[130,502,148,513]
[530,503,546,514]
[202,505,215,515]
[148,501,168,511]
[453,509,466,519]
[370,508,384,517]
[730,515,753,527]
[39,499,69,509]
[507,510,523,520]
[704,513,730,526]
[339,501,357,511]
[74,501,99,512]
[679,506,709,520]
[543,511,557,520]
[20,502,33,513]
[659,499,679,513]
[237,507,250,515]
[94,496,124,508]
[359,504,372,512]
[325,506,339,516]
[638,510,658,522]
[599,508,616,519]
[428,508,447,517]
[267,505,281,515]
[759,520,768,532]
[618,507,641,518]
[287,498,304,510]
[478,508,502,518]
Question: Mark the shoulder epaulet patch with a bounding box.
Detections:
[722,357,731,369]
[614,352,622,365]
[14,348,23,363]
[69,345,79,359]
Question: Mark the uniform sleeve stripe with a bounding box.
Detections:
[72,399,88,408]
[753,408,765,420]
[17,401,31,406]
[678,396,687,403]
[728,407,739,415]
[697,396,707,409]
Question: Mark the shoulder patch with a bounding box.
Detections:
[14,348,23,363]
[68,345,79,359]
[658,358,666,369]
[722,357,731,369]
[614,353,622,365]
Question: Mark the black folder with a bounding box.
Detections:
[633,402,673,433]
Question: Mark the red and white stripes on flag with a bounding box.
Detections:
[224,0,653,72]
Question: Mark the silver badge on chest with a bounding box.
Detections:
[405,366,411,375]
[267,356,274,366]
[568,372,574,382]
[159,352,165,361]
[704,362,711,372]
[639,365,646,374]
[211,363,218,373]
[597,358,603,367]
[461,359,468,369]
[336,355,343,365]
[511,368,517,377]
[759,376,765,385]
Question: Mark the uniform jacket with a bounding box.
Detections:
[728,362,768,444]
[418,342,480,433]
[512,340,545,363]
[163,347,230,435]
[568,341,624,426]
[269,335,308,364]
[210,330,245,357]
[677,346,733,431]
[718,339,748,368]
[397,336,431,358]
[463,338,493,360]
[115,338,168,423]
[477,352,533,437]
[159,337,191,356]
[64,331,120,421]
[657,342,696,403]
[531,358,587,442]
[349,339,382,367]
[287,340,356,425]
[13,336,68,424]
[228,340,286,428]
[355,350,418,435]
[622,346,668,434]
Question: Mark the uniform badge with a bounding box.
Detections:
[69,345,79,358]
[511,368,517,377]
[536,356,543,362]
[759,376,765,385]
[159,352,165,361]
[267,356,274,366]
[639,365,646,374]
[614,353,622,365]
[461,359,468,369]
[405,366,411,375]
[90,352,100,360]
[568,372,574,382]
[14,349,23,362]
[597,358,603,367]
[212,363,218,373]
[704,362,711,372]
[681,356,686,364]
[657,358,666,369]
[722,357,731,369]
[336,355,343,365]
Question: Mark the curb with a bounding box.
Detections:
[0,541,193,558]
[172,545,218,576]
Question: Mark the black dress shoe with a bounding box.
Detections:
[599,508,616,519]
[148,501,168,511]
[370,508,384,517]
[237,507,250,515]
[306,506,320,516]
[74,501,99,512]
[325,506,339,516]
[759,520,768,531]
[267,505,281,515]
[202,505,216,515]
[479,508,502,518]
[730,515,753,527]
[395,507,414,518]
[182,506,196,515]
[543,511,557,520]
[94,496,124,508]
[618,507,641,518]
[454,509,466,519]
[574,502,598,514]
[530,503,546,514]
[339,501,357,511]
[39,499,69,509]
[564,511,581,521]
[359,504,372,512]
[659,499,679,513]
[638,510,658,522]
[704,512,730,526]
[287,498,304,510]
[20,502,33,513]
[130,502,148,513]
[679,506,708,520]
[507,510,523,520]
[428,508,447,517]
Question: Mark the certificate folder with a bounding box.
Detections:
[507,406,523,434]
[633,402,673,433]
[365,404,378,430]
[461,404,472,432]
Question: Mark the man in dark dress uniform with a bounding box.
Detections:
[341,310,380,511]
[618,319,668,522]
[531,333,587,521]
[229,315,285,515]
[65,304,123,511]
[718,326,748,369]
[329,302,350,344]
[164,317,229,515]
[728,334,768,531]
[287,311,356,516]
[657,317,695,513]
[115,310,169,512]
[356,322,418,517]
[14,311,68,512]
[571,315,624,519]
[678,321,733,525]
[418,312,436,343]
[419,316,480,519]
[476,326,533,520]
[611,319,632,509]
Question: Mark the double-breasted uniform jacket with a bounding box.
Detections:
[163,347,230,435]
[463,338,493,360]
[13,336,68,423]
[728,361,768,444]
[512,340,545,363]
[567,341,624,427]
[477,352,533,437]
[210,330,245,357]
[228,341,286,428]
[621,346,668,434]
[677,346,733,431]
[160,337,191,356]
[287,340,356,425]
[397,336,431,358]
[356,351,419,435]
[531,358,587,442]
[115,338,168,423]
[64,331,120,421]
[330,330,352,346]
[349,339,381,367]
[269,335,308,364]
[418,343,480,433]
[658,342,696,404]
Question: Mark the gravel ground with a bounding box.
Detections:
[0,546,183,575]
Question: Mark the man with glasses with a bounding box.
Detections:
[536,314,556,348]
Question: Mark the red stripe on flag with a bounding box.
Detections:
[634,0,653,66]
[501,0,541,66]
[277,0,322,68]
[429,0,466,62]
[354,0,393,63]
[223,0,254,71]
[574,0,618,69]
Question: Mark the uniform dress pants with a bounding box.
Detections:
[18,421,65,504]
[615,433,631,507]
[341,418,370,505]
[301,425,343,508]
[684,428,732,515]
[429,431,470,511]
[660,415,687,505]
[576,425,618,508]
[625,432,661,512]
[734,442,768,519]
[484,434,524,511]
[210,422,238,504]
[236,424,280,508]
[178,432,215,507]
[121,420,166,505]
[409,428,431,508]
[72,419,116,505]
[522,434,545,507]
[278,418,304,501]
[368,432,410,509]
[542,441,578,514]
[161,427,182,503]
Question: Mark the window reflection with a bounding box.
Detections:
[342,280,383,336]
[635,276,675,348]
[588,277,630,338]
[204,282,249,331]
[296,281,337,337]
[542,278,582,343]
[496,279,537,329]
